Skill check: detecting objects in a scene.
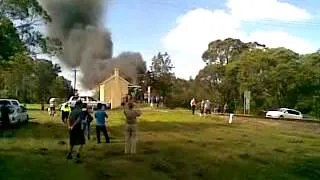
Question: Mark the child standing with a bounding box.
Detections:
[123,102,141,154]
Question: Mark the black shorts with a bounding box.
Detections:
[69,124,85,146]
[50,107,55,111]
[61,111,69,121]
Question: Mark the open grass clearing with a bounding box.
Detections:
[1,109,320,179]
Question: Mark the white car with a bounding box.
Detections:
[68,96,110,109]
[0,98,21,107]
[0,99,29,125]
[266,108,303,120]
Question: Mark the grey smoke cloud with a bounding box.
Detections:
[39,0,146,89]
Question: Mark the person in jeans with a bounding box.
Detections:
[80,103,93,140]
[94,103,110,144]
[123,102,141,154]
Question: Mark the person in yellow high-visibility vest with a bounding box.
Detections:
[61,103,71,123]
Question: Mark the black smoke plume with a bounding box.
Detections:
[39,0,146,89]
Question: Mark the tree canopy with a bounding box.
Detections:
[147,38,320,118]
[0,0,72,103]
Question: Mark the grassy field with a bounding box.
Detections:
[1,109,320,180]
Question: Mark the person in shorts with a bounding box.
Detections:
[123,102,141,154]
[66,101,85,160]
[61,103,71,123]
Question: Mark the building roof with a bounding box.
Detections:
[99,68,141,88]
[99,73,130,85]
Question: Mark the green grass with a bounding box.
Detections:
[1,109,320,179]
[25,104,43,110]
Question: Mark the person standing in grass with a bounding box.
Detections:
[80,103,93,140]
[200,100,205,116]
[61,103,71,124]
[190,98,196,115]
[49,98,56,117]
[95,103,110,144]
[123,102,141,154]
[66,100,85,160]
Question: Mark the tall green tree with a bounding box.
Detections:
[34,59,61,107]
[295,52,320,116]
[150,52,175,98]
[1,53,35,101]
[202,38,265,65]
[0,0,51,55]
[237,48,300,112]
[50,76,73,100]
[0,16,25,61]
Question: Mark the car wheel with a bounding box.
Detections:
[280,115,284,119]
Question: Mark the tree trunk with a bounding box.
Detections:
[41,97,45,111]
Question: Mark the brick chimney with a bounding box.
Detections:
[114,68,119,77]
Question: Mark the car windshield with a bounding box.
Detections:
[12,101,19,105]
[0,100,10,107]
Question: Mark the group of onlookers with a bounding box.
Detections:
[149,96,164,108]
[60,100,141,161]
[190,98,228,116]
[190,98,212,116]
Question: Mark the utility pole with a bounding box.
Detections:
[72,68,80,95]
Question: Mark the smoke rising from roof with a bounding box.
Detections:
[39,0,146,89]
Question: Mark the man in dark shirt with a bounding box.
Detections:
[66,101,85,160]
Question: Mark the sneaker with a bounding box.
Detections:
[66,153,72,159]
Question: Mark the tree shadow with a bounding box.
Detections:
[1,117,320,180]
[1,137,320,180]
[0,119,233,140]
[0,121,69,140]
